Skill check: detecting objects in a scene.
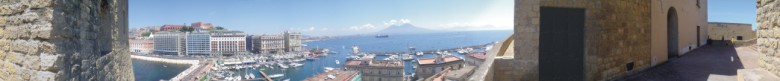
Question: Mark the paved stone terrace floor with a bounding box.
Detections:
[616,44,779,81]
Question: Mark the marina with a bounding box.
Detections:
[132,30,511,81]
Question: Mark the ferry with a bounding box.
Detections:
[375,34,389,38]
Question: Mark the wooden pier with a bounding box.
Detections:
[258,70,273,81]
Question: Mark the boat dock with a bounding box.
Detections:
[259,71,274,81]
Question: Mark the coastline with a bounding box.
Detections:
[131,55,201,81]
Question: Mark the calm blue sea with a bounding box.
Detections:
[132,30,512,81]
[132,59,191,81]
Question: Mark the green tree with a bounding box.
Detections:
[216,26,225,30]
[141,32,152,37]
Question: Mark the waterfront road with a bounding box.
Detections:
[616,45,780,81]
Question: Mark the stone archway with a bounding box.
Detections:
[667,7,679,59]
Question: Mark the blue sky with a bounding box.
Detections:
[708,0,757,30]
[129,0,513,36]
[130,0,757,36]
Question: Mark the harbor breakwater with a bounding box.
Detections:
[131,55,200,81]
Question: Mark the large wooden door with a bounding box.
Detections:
[539,7,585,81]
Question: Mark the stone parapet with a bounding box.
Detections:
[0,0,133,81]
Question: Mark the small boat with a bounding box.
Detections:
[457,49,468,54]
[249,73,255,79]
[267,74,284,78]
[283,79,290,81]
[244,74,251,79]
[335,60,340,64]
[416,52,424,56]
[324,67,335,71]
[290,63,304,67]
[352,45,360,54]
[384,55,399,60]
[402,54,414,61]
[306,57,318,60]
[277,63,289,69]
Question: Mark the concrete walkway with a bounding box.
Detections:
[616,45,779,81]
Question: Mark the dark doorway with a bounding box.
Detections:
[737,36,743,40]
[539,7,585,81]
[667,7,679,59]
[697,26,700,46]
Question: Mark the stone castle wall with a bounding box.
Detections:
[758,0,780,77]
[508,0,652,81]
[0,0,133,81]
[708,22,755,41]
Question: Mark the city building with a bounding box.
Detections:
[210,31,247,55]
[186,32,211,55]
[707,22,755,42]
[160,24,185,31]
[191,22,214,30]
[416,55,465,79]
[153,32,187,55]
[284,31,302,52]
[246,35,253,53]
[344,60,405,81]
[129,38,154,54]
[443,65,475,81]
[303,69,362,81]
[465,52,486,66]
[478,0,710,81]
[253,34,286,54]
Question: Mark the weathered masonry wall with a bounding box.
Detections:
[758,0,780,77]
[541,1,652,81]
[708,22,755,41]
[0,0,133,81]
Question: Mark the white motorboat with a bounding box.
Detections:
[402,54,414,61]
[290,63,304,67]
[416,52,424,56]
[277,63,289,69]
[335,60,340,64]
[248,73,255,79]
[268,74,284,78]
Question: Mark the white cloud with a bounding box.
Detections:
[307,27,315,31]
[349,24,376,30]
[383,19,411,26]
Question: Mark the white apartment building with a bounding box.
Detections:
[284,31,302,52]
[253,35,285,54]
[210,31,247,55]
[129,38,154,54]
[153,32,186,55]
